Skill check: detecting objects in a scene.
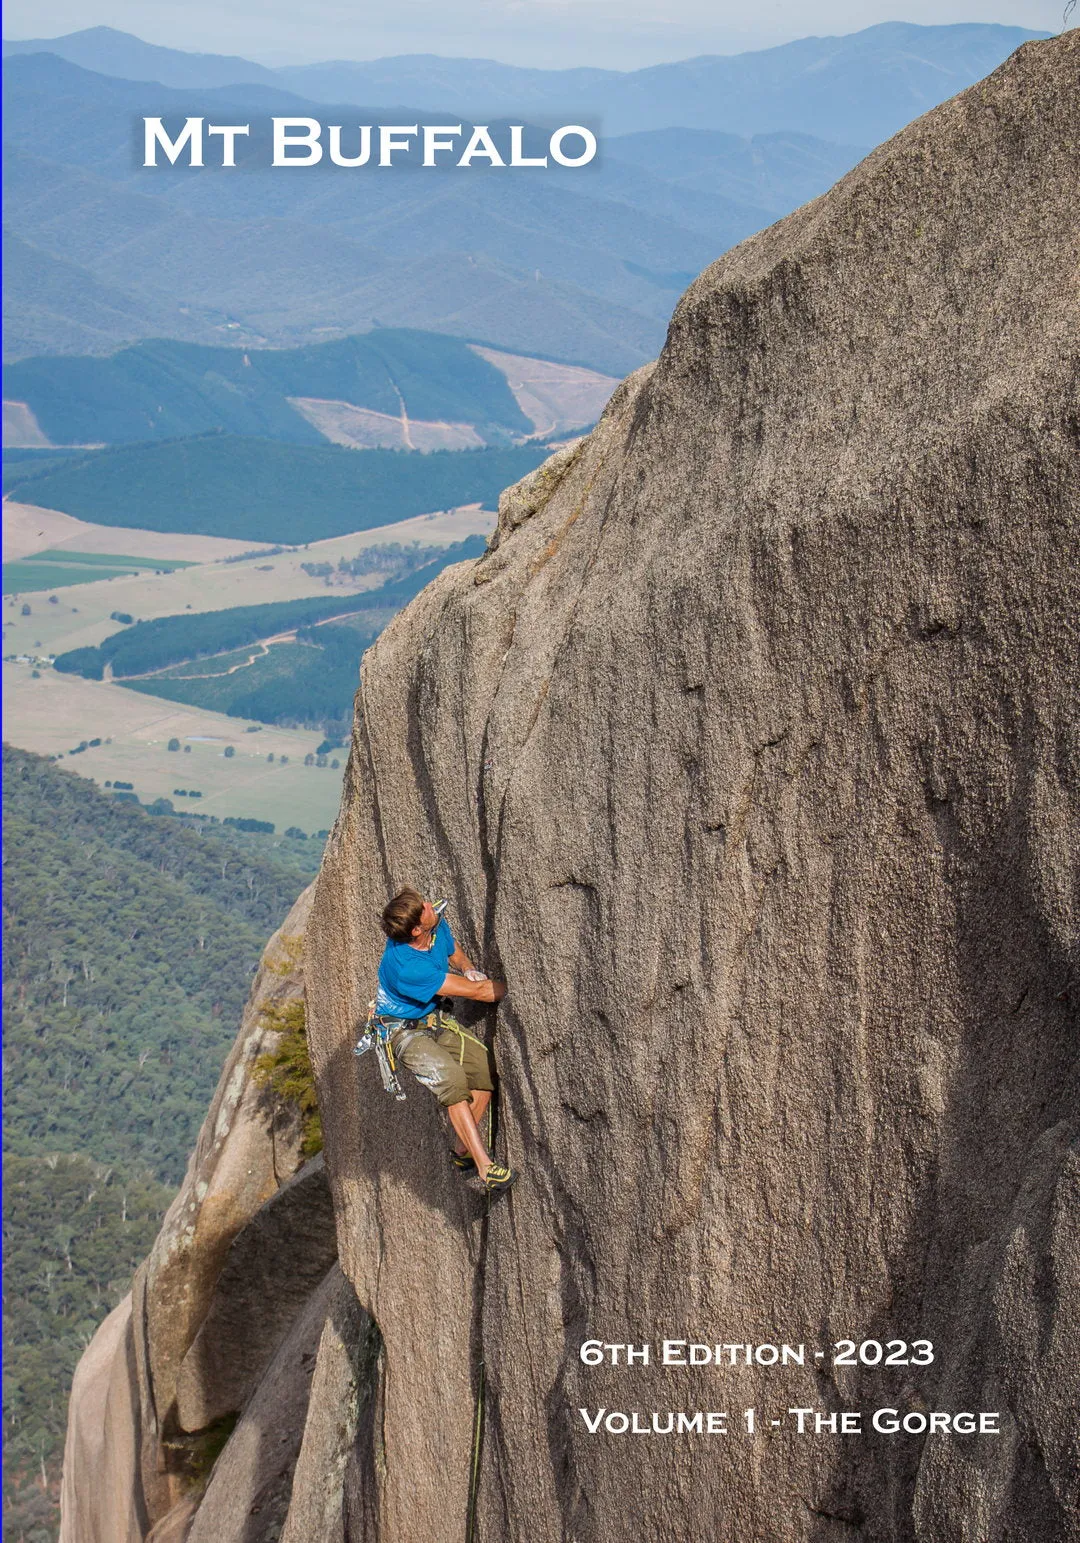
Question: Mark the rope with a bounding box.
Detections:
[465,1099,496,1542]
[1065,0,1076,27]
[465,1354,486,1543]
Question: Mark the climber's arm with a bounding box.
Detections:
[439,972,506,1004]
[448,942,477,974]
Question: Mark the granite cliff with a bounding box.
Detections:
[62,32,1078,1543]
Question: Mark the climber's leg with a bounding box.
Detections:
[447,1097,493,1176]
[451,1089,491,1157]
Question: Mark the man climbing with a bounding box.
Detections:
[372,887,515,1195]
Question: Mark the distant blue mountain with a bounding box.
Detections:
[1,24,279,88]
[2,22,1047,141]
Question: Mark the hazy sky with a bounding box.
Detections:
[2,1,1062,69]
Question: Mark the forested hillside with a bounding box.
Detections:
[2,747,320,1540]
[2,435,547,542]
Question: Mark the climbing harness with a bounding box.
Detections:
[354,1002,492,1102]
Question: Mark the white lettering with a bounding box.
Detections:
[458,125,505,167]
[510,125,547,167]
[206,123,249,166]
[143,117,203,167]
[549,125,596,167]
[329,126,372,166]
[423,124,463,165]
[379,125,419,165]
[273,118,323,166]
[578,1408,605,1433]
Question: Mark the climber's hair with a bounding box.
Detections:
[381,887,425,942]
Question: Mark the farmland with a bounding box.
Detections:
[3,662,345,832]
[2,503,496,828]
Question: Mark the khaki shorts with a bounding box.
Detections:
[388,1013,494,1108]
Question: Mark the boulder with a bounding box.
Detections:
[59,1294,145,1543]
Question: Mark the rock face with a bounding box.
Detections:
[304,32,1079,1543]
[60,884,347,1542]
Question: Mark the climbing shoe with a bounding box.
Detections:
[450,1149,476,1172]
[482,1163,516,1195]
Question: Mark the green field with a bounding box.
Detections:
[5,560,140,593]
[3,329,532,447]
[4,434,547,544]
[31,549,196,570]
[4,549,194,594]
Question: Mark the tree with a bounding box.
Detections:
[183,744,192,753]
[167,738,181,752]
[267,753,275,763]
[304,753,314,767]
[223,746,235,759]
[21,603,31,616]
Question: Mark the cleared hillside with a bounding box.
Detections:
[2,330,533,446]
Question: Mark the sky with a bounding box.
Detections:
[0,1,1063,69]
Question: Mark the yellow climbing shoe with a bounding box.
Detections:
[483,1163,516,1195]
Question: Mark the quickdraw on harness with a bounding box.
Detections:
[353,999,409,1101]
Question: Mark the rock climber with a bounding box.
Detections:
[373,887,515,1195]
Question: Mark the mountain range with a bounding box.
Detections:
[2,22,1046,140]
[1,24,1045,371]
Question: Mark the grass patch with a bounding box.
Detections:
[4,549,196,593]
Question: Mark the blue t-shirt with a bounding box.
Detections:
[376,916,456,1018]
